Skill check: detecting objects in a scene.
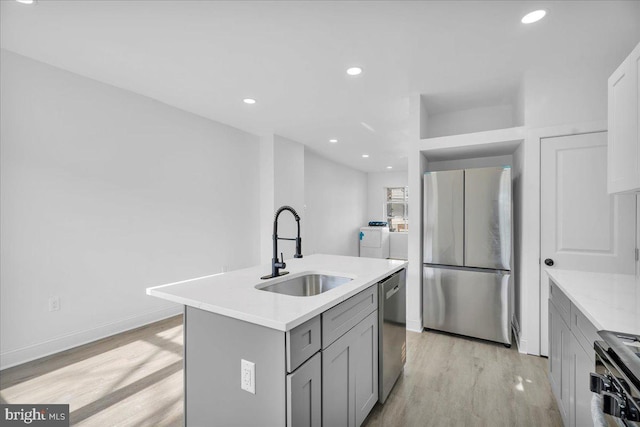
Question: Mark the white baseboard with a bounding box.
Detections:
[512,318,521,352]
[0,305,182,371]
[406,319,423,333]
[518,338,528,354]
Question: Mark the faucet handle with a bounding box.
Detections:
[294,237,303,258]
[279,252,286,269]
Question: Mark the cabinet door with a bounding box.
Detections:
[548,301,570,425]
[323,325,357,427]
[323,310,379,427]
[548,302,562,398]
[608,41,640,194]
[570,336,595,427]
[560,308,572,427]
[287,352,321,427]
[354,311,378,427]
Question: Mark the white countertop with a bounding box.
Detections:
[147,254,407,332]
[546,269,640,336]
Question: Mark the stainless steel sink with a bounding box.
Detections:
[257,274,352,297]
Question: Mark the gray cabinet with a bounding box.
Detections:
[354,310,379,426]
[287,315,322,373]
[184,307,287,427]
[548,300,570,425]
[322,285,377,347]
[569,336,593,427]
[548,279,599,427]
[548,302,561,405]
[322,310,378,427]
[184,284,380,427]
[287,352,321,427]
[322,325,353,427]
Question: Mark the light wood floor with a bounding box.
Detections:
[1,316,562,426]
[363,330,562,427]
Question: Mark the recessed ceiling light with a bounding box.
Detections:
[362,154,369,158]
[346,67,363,76]
[386,166,393,169]
[16,0,36,4]
[521,10,546,24]
[243,98,256,105]
[329,139,338,143]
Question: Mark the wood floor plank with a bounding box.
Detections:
[1,316,562,426]
[363,330,563,427]
[0,316,184,426]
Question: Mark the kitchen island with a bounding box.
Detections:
[147,254,407,427]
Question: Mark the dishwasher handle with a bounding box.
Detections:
[386,285,400,299]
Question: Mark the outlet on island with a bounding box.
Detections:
[48,296,60,312]
[241,359,255,394]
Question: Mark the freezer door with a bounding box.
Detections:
[464,167,511,270]
[422,266,512,345]
[423,170,464,265]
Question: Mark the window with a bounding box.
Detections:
[385,187,408,232]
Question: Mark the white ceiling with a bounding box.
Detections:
[1,1,639,172]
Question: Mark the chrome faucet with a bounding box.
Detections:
[261,205,303,279]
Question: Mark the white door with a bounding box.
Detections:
[540,131,636,356]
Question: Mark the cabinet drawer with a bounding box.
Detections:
[549,279,570,325]
[570,303,599,358]
[287,315,321,373]
[322,285,377,348]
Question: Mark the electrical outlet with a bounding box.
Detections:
[49,296,60,312]
[241,359,255,394]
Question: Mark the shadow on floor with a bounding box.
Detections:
[1,315,184,426]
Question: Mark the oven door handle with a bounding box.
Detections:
[590,373,612,394]
[602,391,626,419]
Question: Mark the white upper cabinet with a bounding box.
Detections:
[608,41,640,194]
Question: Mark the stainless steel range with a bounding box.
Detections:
[591,331,640,426]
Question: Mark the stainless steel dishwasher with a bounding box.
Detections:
[378,268,406,404]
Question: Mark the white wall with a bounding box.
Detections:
[259,134,306,263]
[511,143,525,344]
[426,104,520,138]
[0,50,261,369]
[523,64,608,129]
[406,95,429,332]
[259,135,276,265]
[304,150,367,257]
[366,171,409,260]
[274,136,305,261]
[366,171,408,222]
[427,154,513,172]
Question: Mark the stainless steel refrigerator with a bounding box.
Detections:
[422,166,512,346]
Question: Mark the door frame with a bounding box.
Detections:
[523,121,607,357]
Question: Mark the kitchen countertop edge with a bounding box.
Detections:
[147,254,408,332]
[545,268,640,336]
